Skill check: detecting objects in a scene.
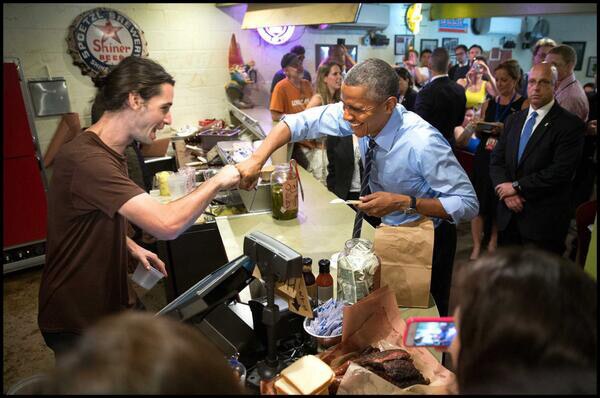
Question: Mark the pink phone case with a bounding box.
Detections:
[403,316,455,347]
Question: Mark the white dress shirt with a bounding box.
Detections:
[522,99,555,138]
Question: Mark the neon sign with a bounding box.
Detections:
[257,25,295,45]
[405,3,423,35]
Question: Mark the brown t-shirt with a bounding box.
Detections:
[38,131,144,334]
[270,78,313,115]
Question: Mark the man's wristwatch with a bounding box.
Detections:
[404,196,418,215]
[512,180,521,193]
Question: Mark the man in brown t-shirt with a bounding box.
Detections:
[270,53,315,170]
[38,57,240,358]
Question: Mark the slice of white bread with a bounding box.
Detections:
[274,376,302,395]
[276,355,335,395]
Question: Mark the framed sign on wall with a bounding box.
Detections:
[394,35,415,56]
[420,39,438,53]
[586,56,596,78]
[442,38,459,55]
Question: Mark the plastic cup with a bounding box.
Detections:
[168,173,187,199]
[131,263,164,290]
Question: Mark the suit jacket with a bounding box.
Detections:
[489,102,585,242]
[326,135,362,200]
[449,63,470,81]
[414,76,466,147]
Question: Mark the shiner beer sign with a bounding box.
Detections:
[67,8,148,80]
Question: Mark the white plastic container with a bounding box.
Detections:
[131,263,164,290]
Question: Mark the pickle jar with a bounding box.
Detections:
[270,163,298,220]
[336,238,380,305]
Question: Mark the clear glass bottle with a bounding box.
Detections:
[316,259,333,305]
[336,238,380,305]
[270,163,298,220]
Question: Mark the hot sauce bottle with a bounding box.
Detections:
[302,257,317,305]
[316,259,333,305]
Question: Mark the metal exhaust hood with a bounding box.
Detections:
[238,3,388,30]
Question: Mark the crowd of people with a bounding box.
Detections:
[31,35,596,394]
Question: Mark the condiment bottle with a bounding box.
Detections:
[302,257,317,304]
[270,163,298,220]
[316,259,334,305]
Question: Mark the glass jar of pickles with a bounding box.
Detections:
[270,163,298,220]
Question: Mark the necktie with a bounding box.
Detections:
[517,111,538,163]
[352,138,377,239]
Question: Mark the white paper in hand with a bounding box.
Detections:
[329,198,361,205]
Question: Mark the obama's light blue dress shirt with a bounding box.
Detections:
[280,102,479,227]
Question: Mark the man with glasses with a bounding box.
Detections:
[490,63,584,256]
[270,45,312,94]
[449,44,470,82]
[238,58,479,317]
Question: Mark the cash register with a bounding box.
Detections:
[156,232,316,391]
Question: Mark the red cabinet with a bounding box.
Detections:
[3,61,48,249]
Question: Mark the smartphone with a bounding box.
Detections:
[403,317,456,347]
[337,38,346,46]
[475,121,502,134]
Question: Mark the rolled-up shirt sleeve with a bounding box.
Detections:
[280,102,352,142]
[417,133,479,224]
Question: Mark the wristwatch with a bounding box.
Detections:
[512,180,522,193]
[404,196,418,215]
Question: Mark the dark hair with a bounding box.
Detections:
[43,312,244,394]
[290,45,306,56]
[469,44,483,53]
[345,58,399,103]
[473,55,488,65]
[94,56,175,113]
[583,82,595,89]
[430,47,450,73]
[494,59,523,91]
[316,61,342,105]
[548,44,577,67]
[395,66,414,91]
[420,49,432,56]
[454,248,597,393]
[455,44,468,53]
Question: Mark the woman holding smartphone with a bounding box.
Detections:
[457,56,497,114]
[439,248,596,394]
[468,60,528,260]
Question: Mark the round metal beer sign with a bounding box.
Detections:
[67,8,148,81]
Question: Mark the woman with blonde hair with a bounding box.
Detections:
[305,61,343,185]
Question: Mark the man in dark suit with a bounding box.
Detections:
[414,47,466,148]
[490,63,585,255]
[448,44,469,81]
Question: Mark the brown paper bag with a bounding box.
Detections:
[372,217,434,308]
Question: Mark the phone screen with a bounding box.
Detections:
[337,38,345,46]
[409,321,456,347]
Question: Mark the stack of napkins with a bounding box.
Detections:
[274,355,335,395]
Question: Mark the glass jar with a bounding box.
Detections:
[270,163,298,220]
[336,238,380,305]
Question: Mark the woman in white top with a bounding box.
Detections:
[305,61,343,185]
